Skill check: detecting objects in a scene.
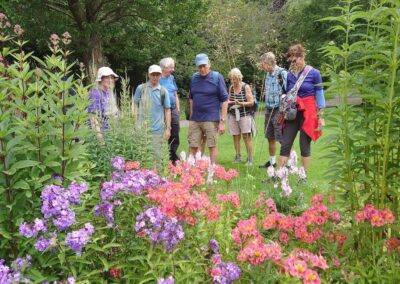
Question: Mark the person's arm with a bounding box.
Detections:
[175,92,180,112]
[90,115,105,145]
[163,88,172,139]
[313,70,326,129]
[227,85,235,105]
[238,84,254,107]
[217,74,228,134]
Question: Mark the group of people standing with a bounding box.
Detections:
[88,43,326,183]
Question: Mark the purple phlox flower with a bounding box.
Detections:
[100,181,124,201]
[33,218,48,233]
[67,276,76,284]
[52,209,76,231]
[11,256,31,271]
[111,156,125,171]
[212,259,241,284]
[41,185,70,218]
[135,207,184,252]
[208,239,219,254]
[0,256,31,284]
[65,223,95,254]
[19,222,38,238]
[51,174,64,182]
[157,276,174,284]
[67,181,88,204]
[34,236,52,252]
[95,201,115,226]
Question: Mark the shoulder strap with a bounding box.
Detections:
[290,65,312,98]
[160,87,166,107]
[276,68,286,93]
[211,71,220,86]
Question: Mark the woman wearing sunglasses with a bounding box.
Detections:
[277,44,326,184]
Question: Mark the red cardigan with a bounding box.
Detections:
[296,96,322,141]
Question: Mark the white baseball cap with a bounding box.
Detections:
[148,65,162,74]
[96,67,119,82]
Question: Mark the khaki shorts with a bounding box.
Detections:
[229,115,252,135]
[188,121,219,148]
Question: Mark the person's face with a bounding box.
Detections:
[230,77,240,85]
[149,72,161,85]
[100,75,115,89]
[197,64,210,76]
[165,64,175,75]
[288,55,305,71]
[262,62,275,74]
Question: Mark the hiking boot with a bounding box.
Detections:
[259,161,276,168]
[233,154,242,163]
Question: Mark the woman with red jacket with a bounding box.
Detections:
[278,44,326,183]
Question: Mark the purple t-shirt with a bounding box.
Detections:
[189,71,228,122]
[88,88,109,129]
[287,67,323,98]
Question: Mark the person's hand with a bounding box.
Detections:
[218,121,225,135]
[316,118,325,131]
[164,128,171,140]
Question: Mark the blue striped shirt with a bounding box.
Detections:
[264,66,287,109]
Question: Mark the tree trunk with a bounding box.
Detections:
[83,32,104,81]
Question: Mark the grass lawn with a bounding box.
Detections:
[177,109,335,213]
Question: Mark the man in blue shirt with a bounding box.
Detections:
[259,52,287,168]
[159,57,180,164]
[189,53,228,165]
[133,65,171,159]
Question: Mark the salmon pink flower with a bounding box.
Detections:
[303,269,320,284]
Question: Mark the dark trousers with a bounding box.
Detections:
[280,111,311,157]
[168,109,180,162]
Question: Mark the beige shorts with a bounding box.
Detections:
[229,115,252,135]
[188,121,219,148]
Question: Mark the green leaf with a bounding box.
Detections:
[13,180,30,190]
[9,160,40,171]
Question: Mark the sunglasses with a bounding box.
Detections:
[287,58,297,64]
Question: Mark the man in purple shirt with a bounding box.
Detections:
[189,53,228,164]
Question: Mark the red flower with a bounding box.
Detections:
[109,267,121,279]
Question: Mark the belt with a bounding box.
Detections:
[266,107,279,110]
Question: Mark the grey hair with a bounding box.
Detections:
[228,68,243,81]
[260,52,276,65]
[160,57,175,68]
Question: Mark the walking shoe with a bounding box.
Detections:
[233,154,242,163]
[259,161,276,168]
[246,158,253,166]
[261,176,279,183]
[297,177,308,185]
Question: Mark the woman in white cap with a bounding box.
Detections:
[88,66,119,144]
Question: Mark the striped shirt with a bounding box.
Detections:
[228,83,251,117]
